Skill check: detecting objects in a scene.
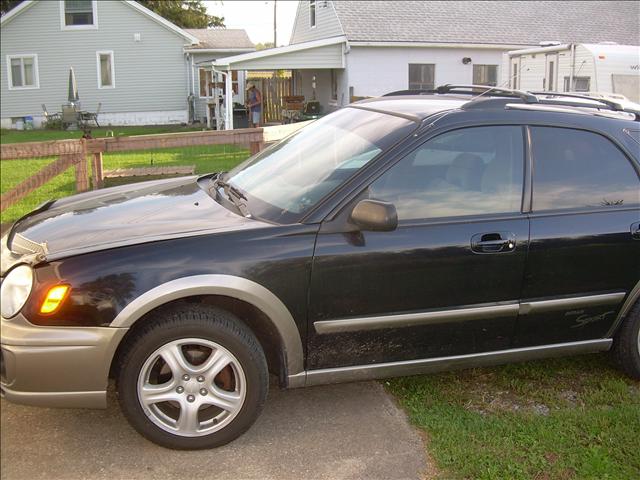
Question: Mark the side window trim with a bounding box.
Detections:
[522,126,533,213]
[360,125,528,225]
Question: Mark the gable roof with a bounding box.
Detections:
[1,0,199,44]
[331,1,640,46]
[185,29,254,51]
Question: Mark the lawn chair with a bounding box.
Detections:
[61,104,79,130]
[81,102,101,128]
[41,104,61,128]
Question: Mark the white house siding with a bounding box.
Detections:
[1,0,191,127]
[230,43,344,70]
[346,46,508,98]
[189,52,247,124]
[290,1,344,44]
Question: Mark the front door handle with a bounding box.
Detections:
[471,232,516,254]
[632,222,640,240]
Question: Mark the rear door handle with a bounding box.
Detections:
[632,222,640,240]
[471,232,516,254]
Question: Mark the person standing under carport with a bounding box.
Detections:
[247,83,263,127]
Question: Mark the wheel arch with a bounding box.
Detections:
[109,275,305,386]
[607,279,640,337]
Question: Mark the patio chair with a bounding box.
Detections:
[41,104,61,127]
[81,102,101,128]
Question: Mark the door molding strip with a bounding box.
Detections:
[295,339,612,387]
[519,292,625,315]
[314,292,626,335]
[314,303,518,334]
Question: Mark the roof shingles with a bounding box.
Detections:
[185,28,254,50]
[332,1,640,46]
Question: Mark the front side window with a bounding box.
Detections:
[224,107,415,223]
[369,126,524,221]
[97,51,114,88]
[408,64,435,90]
[63,0,96,27]
[473,65,498,86]
[531,127,640,211]
[7,55,38,89]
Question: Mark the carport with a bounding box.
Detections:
[212,36,347,128]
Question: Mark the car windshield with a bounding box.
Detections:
[223,107,415,223]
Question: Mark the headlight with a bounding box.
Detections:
[1,264,34,318]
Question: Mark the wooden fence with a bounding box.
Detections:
[0,127,265,213]
[0,122,309,214]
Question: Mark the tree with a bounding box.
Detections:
[1,0,224,28]
[1,0,22,16]
[136,0,224,28]
[255,42,275,51]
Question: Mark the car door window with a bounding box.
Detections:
[369,126,524,220]
[531,127,640,211]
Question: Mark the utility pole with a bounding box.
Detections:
[273,0,277,47]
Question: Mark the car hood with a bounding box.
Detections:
[3,176,270,269]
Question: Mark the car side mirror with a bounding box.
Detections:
[351,199,398,232]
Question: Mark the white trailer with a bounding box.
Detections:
[502,43,640,102]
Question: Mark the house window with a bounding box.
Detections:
[512,61,519,89]
[563,76,591,92]
[331,69,338,101]
[97,51,114,88]
[309,0,316,28]
[408,64,435,90]
[61,1,97,28]
[7,55,39,89]
[473,64,498,86]
[199,69,238,97]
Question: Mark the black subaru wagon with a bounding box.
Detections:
[2,86,639,449]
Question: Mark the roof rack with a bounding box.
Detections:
[529,91,625,111]
[434,84,540,103]
[381,85,640,120]
[383,84,539,103]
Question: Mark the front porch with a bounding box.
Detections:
[212,37,349,128]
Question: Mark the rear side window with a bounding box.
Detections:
[530,127,640,211]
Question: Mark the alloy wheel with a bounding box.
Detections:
[137,338,246,437]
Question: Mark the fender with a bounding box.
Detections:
[111,275,305,381]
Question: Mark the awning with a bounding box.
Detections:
[213,36,346,71]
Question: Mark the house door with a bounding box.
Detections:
[545,54,559,91]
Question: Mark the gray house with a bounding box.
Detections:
[0,0,254,129]
[214,0,640,117]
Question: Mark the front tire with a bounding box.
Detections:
[117,304,268,449]
[612,300,640,380]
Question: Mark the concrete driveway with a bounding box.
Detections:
[1,381,427,480]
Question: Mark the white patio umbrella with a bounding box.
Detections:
[68,67,79,105]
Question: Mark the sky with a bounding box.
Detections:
[204,1,300,47]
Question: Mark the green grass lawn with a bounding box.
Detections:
[1,126,250,223]
[386,354,640,480]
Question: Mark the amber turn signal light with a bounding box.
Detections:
[40,285,70,314]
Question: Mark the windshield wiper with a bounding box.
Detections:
[210,173,251,217]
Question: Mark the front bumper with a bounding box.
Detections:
[1,313,127,408]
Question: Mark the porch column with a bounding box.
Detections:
[225,68,234,130]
